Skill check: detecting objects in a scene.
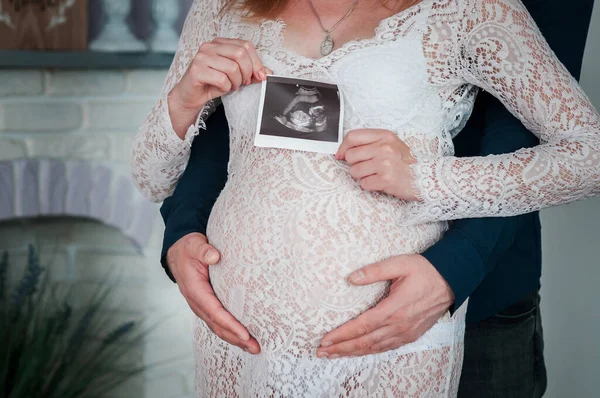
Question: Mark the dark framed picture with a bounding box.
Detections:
[0,0,88,50]
[254,75,344,154]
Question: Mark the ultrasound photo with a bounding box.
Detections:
[254,76,344,154]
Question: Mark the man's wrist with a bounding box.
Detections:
[164,245,177,280]
[421,228,488,313]
[414,254,456,307]
[160,250,177,283]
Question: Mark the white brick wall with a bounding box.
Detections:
[0,71,44,97]
[0,69,196,398]
[0,69,167,163]
[47,71,127,96]
[86,99,157,130]
[3,101,83,132]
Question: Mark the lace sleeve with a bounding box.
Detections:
[410,0,600,222]
[131,0,223,202]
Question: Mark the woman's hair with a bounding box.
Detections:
[222,0,288,19]
[223,0,412,20]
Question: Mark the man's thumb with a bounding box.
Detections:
[187,233,221,265]
[203,247,220,264]
[347,256,410,285]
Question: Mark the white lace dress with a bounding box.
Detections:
[131,0,600,396]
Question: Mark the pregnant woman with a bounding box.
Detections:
[131,0,600,396]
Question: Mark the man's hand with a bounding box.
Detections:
[316,254,454,358]
[167,232,261,354]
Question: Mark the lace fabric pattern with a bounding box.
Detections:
[410,0,600,223]
[130,0,600,396]
[130,0,221,201]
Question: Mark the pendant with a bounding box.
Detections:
[320,33,334,56]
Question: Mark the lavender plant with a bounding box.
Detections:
[0,246,149,398]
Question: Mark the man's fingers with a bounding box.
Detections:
[190,287,251,341]
[317,326,395,358]
[347,256,411,285]
[186,236,221,265]
[319,298,395,348]
[186,301,261,354]
[185,269,249,341]
[334,336,405,358]
[209,323,261,354]
[359,336,405,356]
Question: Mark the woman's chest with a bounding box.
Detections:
[224,38,444,135]
[219,4,452,132]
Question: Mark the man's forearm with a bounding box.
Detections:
[160,105,230,280]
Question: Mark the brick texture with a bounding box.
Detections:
[126,70,167,95]
[1,101,82,132]
[46,71,127,96]
[0,71,44,97]
[85,99,156,130]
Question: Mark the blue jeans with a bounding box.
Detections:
[458,290,547,397]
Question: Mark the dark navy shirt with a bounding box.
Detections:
[159,0,594,324]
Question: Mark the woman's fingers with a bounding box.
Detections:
[196,38,271,95]
[209,39,255,84]
[195,65,232,95]
[336,129,388,160]
[349,159,378,180]
[358,174,386,192]
[211,38,267,83]
[344,143,379,165]
[203,54,244,90]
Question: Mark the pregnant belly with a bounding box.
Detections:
[206,177,446,356]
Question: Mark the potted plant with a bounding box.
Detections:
[0,245,150,398]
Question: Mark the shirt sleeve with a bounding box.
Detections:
[159,105,230,282]
[131,0,222,203]
[409,0,600,223]
[423,91,539,309]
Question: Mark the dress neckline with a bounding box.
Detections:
[261,0,431,64]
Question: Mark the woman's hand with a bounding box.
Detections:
[168,38,272,136]
[336,129,420,201]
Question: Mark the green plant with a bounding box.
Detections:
[0,245,149,398]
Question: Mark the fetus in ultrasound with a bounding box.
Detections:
[274,86,329,134]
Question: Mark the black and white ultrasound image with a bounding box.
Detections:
[259,76,341,143]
